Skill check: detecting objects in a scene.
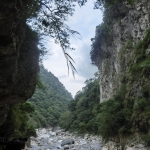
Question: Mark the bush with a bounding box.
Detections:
[97,87,132,141]
[59,111,73,130]
[98,99,124,139]
[141,134,150,146]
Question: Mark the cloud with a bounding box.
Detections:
[59,75,86,97]
[58,75,67,79]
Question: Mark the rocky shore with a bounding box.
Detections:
[28,128,102,150]
[101,141,150,150]
[27,128,150,150]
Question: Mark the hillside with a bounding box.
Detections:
[28,67,72,128]
[59,72,100,133]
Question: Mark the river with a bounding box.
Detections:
[28,127,103,150]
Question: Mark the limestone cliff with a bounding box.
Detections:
[92,0,150,103]
[91,0,150,148]
[0,0,39,126]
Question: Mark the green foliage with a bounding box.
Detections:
[59,111,73,130]
[130,28,150,77]
[125,28,150,137]
[90,12,114,65]
[12,0,89,75]
[59,73,100,134]
[26,0,88,75]
[98,98,131,140]
[118,39,133,72]
[132,97,150,132]
[28,67,72,128]
[62,75,131,140]
[0,103,36,139]
[90,23,112,65]
[94,84,132,141]
[141,134,150,146]
[20,102,35,113]
[60,79,132,141]
[94,0,136,9]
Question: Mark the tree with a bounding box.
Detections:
[59,75,100,133]
[26,0,89,76]
[28,67,72,128]
[28,0,134,75]
[59,110,73,130]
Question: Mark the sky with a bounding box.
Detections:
[43,1,103,97]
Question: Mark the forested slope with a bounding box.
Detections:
[59,72,100,133]
[28,67,72,128]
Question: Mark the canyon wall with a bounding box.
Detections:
[93,0,150,103]
[91,0,150,148]
[0,0,39,126]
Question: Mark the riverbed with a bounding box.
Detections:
[28,127,103,150]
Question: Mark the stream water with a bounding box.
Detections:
[28,128,103,150]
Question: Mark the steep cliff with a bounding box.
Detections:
[0,0,39,126]
[91,0,150,148]
[92,0,150,103]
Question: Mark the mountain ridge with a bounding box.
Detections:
[28,67,72,128]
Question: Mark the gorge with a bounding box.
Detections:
[0,0,150,150]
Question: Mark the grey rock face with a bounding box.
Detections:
[96,0,150,102]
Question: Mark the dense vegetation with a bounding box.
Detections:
[59,72,101,133]
[0,103,36,138]
[28,67,72,128]
[59,73,130,141]
[0,67,72,139]
[60,23,150,145]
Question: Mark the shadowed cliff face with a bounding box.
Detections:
[0,0,39,126]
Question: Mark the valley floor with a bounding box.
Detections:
[28,127,102,150]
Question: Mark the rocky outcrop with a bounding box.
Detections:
[0,0,39,126]
[94,0,150,103]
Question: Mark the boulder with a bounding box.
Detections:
[61,139,75,146]
[64,145,69,150]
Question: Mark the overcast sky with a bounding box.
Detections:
[43,1,103,97]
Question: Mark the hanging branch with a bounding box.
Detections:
[28,0,85,77]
